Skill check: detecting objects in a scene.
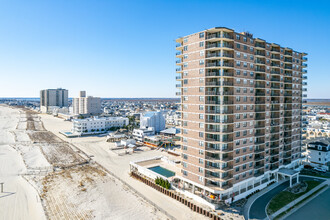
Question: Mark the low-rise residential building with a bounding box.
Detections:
[72,116,129,134]
[307,141,330,169]
[132,127,155,142]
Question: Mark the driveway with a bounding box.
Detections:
[285,188,330,220]
[248,176,323,219]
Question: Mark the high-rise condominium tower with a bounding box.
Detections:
[175,27,307,202]
[40,88,68,113]
[72,91,101,115]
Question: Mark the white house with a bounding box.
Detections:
[132,127,155,142]
[307,141,330,169]
[72,117,129,135]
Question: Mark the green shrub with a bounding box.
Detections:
[155,177,171,189]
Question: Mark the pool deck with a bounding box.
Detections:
[135,158,182,179]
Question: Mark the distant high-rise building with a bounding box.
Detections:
[40,88,68,113]
[140,111,165,132]
[73,91,101,115]
[175,27,308,202]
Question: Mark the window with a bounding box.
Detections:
[243,45,247,50]
[236,34,240,40]
[199,96,204,101]
[199,32,204,38]
[199,60,204,65]
[243,37,247,42]
[199,105,204,110]
[199,176,204,182]
[184,46,188,51]
[236,70,241,75]
[199,158,204,164]
[183,170,187,176]
[199,87,204,92]
[236,149,240,154]
[236,52,241,58]
[199,42,204,47]
[199,69,204,74]
[183,162,187,168]
[199,123,204,128]
[199,167,204,173]
[200,51,204,57]
[236,61,241,66]
[199,114,204,119]
[184,54,188,59]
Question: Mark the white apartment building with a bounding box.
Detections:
[140,111,165,132]
[307,141,330,169]
[132,127,155,142]
[73,91,101,115]
[72,117,129,134]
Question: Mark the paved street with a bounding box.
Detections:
[285,188,330,220]
[248,177,323,219]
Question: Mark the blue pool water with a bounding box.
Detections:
[148,166,175,178]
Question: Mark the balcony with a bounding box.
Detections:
[206,71,220,77]
[271,77,280,82]
[255,84,265,88]
[206,62,221,67]
[222,81,234,86]
[256,76,266,80]
[176,43,183,48]
[255,67,266,72]
[255,43,265,49]
[176,84,181,88]
[302,57,308,61]
[302,63,308,68]
[176,92,181,96]
[255,92,265,96]
[205,100,221,105]
[255,51,266,56]
[271,70,280,74]
[175,76,181,80]
[176,60,182,64]
[205,81,221,86]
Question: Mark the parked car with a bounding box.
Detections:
[313,167,327,173]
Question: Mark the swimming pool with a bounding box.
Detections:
[148,166,175,178]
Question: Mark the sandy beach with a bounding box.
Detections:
[0,105,170,220]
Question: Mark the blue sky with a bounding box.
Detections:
[0,0,329,98]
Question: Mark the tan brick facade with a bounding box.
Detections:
[176,27,307,192]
